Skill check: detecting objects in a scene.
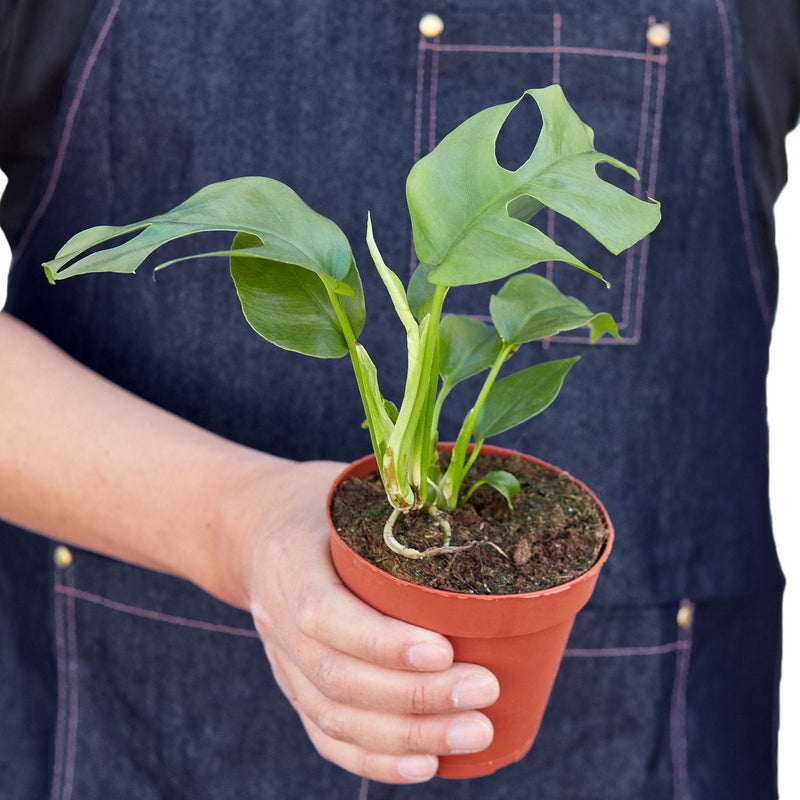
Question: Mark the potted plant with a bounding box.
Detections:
[44,85,660,778]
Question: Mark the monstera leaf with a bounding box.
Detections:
[406,85,660,287]
[43,177,364,358]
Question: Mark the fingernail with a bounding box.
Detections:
[407,642,451,671]
[447,717,494,754]
[398,755,438,781]
[452,674,500,709]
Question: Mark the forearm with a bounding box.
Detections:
[0,310,285,607]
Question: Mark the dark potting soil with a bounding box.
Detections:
[330,453,609,595]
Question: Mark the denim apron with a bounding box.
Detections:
[0,0,784,797]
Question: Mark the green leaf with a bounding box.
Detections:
[586,312,621,344]
[383,399,399,424]
[406,85,661,288]
[44,177,356,297]
[490,273,620,344]
[407,263,437,321]
[230,233,365,358]
[462,469,521,510]
[352,343,395,461]
[366,214,418,342]
[474,356,580,439]
[439,315,504,388]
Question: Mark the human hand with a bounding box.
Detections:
[239,459,500,783]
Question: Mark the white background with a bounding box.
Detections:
[1,128,799,793]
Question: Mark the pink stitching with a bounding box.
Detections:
[409,29,442,271]
[55,584,260,638]
[619,17,657,333]
[713,0,773,329]
[636,31,668,342]
[645,41,667,204]
[13,0,121,266]
[358,776,370,800]
[421,40,666,64]
[552,13,562,85]
[50,565,80,800]
[543,14,562,297]
[670,600,694,800]
[428,38,441,153]
[634,17,657,202]
[565,640,690,658]
[628,22,668,345]
[63,571,79,800]
[410,35,428,271]
[50,570,68,800]
[413,36,427,164]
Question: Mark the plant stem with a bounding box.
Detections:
[430,378,454,444]
[440,342,516,507]
[384,283,448,509]
[323,280,391,466]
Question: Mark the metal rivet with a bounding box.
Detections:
[419,13,444,38]
[54,545,73,568]
[646,22,671,48]
[677,602,693,629]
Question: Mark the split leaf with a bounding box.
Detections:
[406,85,660,287]
[44,177,357,300]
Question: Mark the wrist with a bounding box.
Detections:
[202,449,293,609]
[211,454,345,612]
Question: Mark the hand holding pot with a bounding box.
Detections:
[239,458,500,784]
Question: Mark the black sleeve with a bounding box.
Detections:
[737,0,800,263]
[0,0,96,242]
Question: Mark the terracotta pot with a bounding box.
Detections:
[327,444,613,779]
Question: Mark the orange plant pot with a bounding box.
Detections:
[327,444,613,780]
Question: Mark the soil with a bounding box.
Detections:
[330,452,609,595]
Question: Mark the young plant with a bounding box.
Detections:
[44,85,660,558]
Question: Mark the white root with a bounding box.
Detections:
[427,505,452,545]
[383,508,426,558]
[382,507,493,560]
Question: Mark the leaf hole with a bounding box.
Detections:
[494,93,543,172]
[594,160,634,192]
